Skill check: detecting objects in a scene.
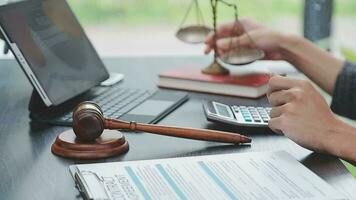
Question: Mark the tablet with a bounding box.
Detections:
[0,0,109,106]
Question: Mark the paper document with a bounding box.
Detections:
[70,151,346,200]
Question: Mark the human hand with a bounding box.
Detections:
[204,18,288,61]
[267,75,339,152]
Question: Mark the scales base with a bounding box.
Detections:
[51,130,129,160]
[201,61,229,75]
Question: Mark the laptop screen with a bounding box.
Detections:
[0,0,109,106]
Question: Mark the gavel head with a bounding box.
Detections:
[72,102,105,142]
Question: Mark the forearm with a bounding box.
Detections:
[279,34,344,94]
[323,119,356,165]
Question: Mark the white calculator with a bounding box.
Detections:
[203,101,271,127]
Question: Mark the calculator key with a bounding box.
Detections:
[254,119,261,123]
[262,118,269,122]
[260,113,268,117]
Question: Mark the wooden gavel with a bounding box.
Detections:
[72,102,251,144]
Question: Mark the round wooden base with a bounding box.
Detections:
[51,130,129,159]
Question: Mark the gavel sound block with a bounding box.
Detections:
[51,102,251,159]
[51,129,129,160]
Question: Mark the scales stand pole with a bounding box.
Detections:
[202,0,229,75]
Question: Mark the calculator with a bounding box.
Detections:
[203,101,271,127]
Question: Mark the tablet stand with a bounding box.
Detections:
[28,90,48,114]
[28,90,65,119]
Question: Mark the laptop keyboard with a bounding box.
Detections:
[58,87,156,123]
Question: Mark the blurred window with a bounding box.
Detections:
[1,0,356,57]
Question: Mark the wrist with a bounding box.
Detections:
[323,118,356,162]
[278,33,305,63]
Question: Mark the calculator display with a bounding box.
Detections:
[215,103,232,118]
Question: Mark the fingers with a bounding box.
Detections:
[205,21,251,54]
[268,117,283,135]
[268,89,302,106]
[204,25,233,54]
[205,22,241,45]
[269,104,289,118]
[216,33,253,51]
[205,18,263,46]
[267,76,299,96]
[204,43,213,54]
[205,18,266,54]
[205,33,255,55]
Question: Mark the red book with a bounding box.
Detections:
[158,67,270,98]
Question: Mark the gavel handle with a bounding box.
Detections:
[105,119,251,144]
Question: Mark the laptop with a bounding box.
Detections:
[0,0,188,126]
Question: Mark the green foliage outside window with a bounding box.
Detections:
[68,0,356,25]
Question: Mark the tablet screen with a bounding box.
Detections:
[0,0,109,106]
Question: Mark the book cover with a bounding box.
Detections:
[158,67,271,98]
[159,67,270,87]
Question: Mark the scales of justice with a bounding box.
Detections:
[176,0,265,75]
